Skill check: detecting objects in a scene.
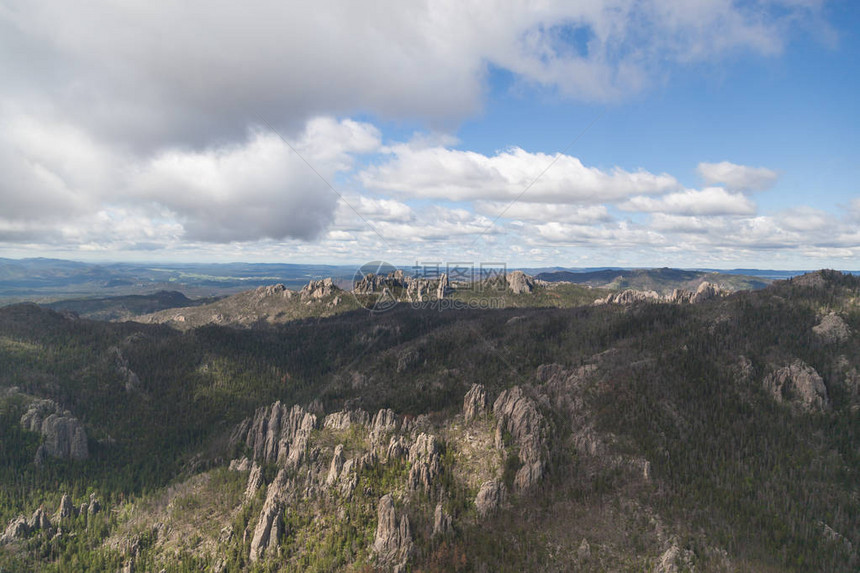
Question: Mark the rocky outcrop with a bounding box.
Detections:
[110,347,141,392]
[255,284,293,299]
[249,468,290,562]
[433,503,452,536]
[475,479,507,518]
[245,462,264,500]
[29,508,51,532]
[300,278,337,300]
[764,360,830,412]
[373,494,413,572]
[326,444,345,486]
[370,408,397,443]
[595,289,660,305]
[386,436,408,460]
[54,494,75,522]
[493,387,548,491]
[407,433,441,495]
[813,312,851,343]
[463,383,487,422]
[323,409,369,430]
[656,541,695,573]
[1,515,30,543]
[230,402,317,465]
[691,281,720,304]
[20,399,88,462]
[506,271,534,294]
[436,273,449,300]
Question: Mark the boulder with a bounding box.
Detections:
[475,479,507,519]
[372,494,413,572]
[463,383,487,423]
[764,360,830,412]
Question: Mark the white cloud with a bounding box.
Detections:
[474,201,612,224]
[361,144,678,203]
[697,161,779,191]
[619,187,757,216]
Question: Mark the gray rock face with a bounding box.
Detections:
[300,278,337,300]
[656,542,695,573]
[385,435,408,460]
[407,433,441,495]
[326,444,345,486]
[323,409,369,430]
[88,493,101,516]
[373,494,413,572]
[436,273,449,300]
[764,360,830,412]
[691,281,721,304]
[463,383,487,423]
[370,408,397,443]
[20,400,88,462]
[29,508,51,532]
[433,503,452,536]
[1,515,29,543]
[231,402,317,465]
[813,312,851,343]
[667,288,692,304]
[506,271,534,294]
[55,494,75,522]
[595,289,660,305]
[111,347,141,392]
[245,463,264,500]
[475,479,507,518]
[493,387,548,491]
[249,468,290,562]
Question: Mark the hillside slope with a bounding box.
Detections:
[0,271,858,571]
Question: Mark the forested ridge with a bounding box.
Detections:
[0,271,858,571]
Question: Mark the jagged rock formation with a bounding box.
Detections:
[370,408,397,443]
[433,503,452,536]
[300,278,337,300]
[111,346,141,392]
[813,312,851,343]
[407,433,441,495]
[595,289,660,305]
[230,402,317,465]
[245,462,264,500]
[506,270,534,294]
[249,468,290,562]
[54,494,75,522]
[475,479,507,518]
[436,273,449,300]
[463,383,487,422]
[373,494,413,572]
[690,280,720,303]
[2,515,30,543]
[326,444,345,486]
[20,399,88,462]
[656,541,696,572]
[493,386,548,491]
[764,360,830,412]
[323,409,369,430]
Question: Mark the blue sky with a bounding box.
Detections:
[0,1,858,269]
